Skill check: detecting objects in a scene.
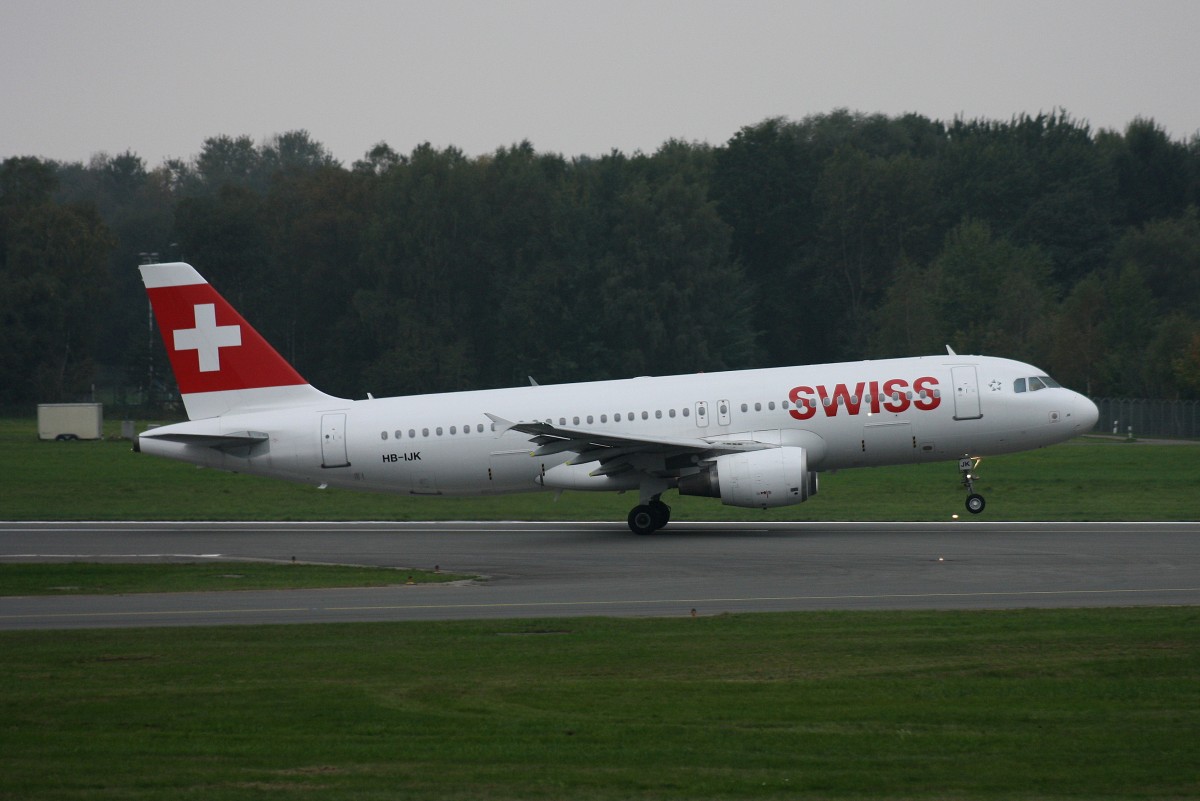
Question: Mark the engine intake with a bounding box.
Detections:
[678,447,817,509]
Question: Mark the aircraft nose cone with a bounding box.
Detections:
[1076,394,1099,431]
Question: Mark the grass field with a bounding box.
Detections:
[1,418,1198,521]
[2,608,1198,800]
[4,418,1199,799]
[0,562,467,596]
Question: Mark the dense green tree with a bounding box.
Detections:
[0,158,114,403]
[352,142,402,176]
[261,165,370,391]
[56,151,176,376]
[937,112,1116,288]
[1112,207,1200,316]
[1108,118,1192,226]
[194,134,262,191]
[3,110,1198,408]
[872,220,1056,363]
[260,130,340,174]
[173,183,266,309]
[1175,330,1200,396]
[812,149,937,353]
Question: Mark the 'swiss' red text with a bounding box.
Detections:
[787,377,941,421]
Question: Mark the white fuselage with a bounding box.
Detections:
[139,354,1097,498]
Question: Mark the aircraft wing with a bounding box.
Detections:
[486,413,771,477]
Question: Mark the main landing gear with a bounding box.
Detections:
[959,455,986,514]
[628,497,672,535]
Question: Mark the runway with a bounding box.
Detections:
[2,520,1199,629]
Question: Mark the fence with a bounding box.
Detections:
[1092,398,1200,440]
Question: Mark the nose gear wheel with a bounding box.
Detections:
[959,455,986,514]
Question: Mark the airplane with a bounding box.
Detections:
[135,262,1100,534]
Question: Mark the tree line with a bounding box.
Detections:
[2,111,1199,410]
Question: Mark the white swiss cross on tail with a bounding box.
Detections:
[173,303,242,372]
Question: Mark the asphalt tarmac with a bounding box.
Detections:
[2,520,1198,629]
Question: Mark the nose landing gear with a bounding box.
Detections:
[960,455,986,514]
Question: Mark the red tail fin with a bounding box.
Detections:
[140,262,340,419]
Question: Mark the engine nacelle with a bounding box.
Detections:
[678,447,818,509]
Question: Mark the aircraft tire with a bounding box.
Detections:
[966,493,986,514]
[628,505,659,535]
[649,500,671,530]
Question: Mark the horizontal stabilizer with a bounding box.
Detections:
[139,430,269,453]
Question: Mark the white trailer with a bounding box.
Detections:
[37,403,103,440]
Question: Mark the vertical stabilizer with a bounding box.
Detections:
[140,262,343,419]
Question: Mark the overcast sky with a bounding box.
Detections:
[3,0,1199,167]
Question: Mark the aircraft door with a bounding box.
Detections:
[694,401,709,428]
[320,413,351,468]
[951,366,983,420]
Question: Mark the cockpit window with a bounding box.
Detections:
[1014,375,1062,393]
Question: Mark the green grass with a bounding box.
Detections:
[1,418,1197,521]
[2,608,1198,800]
[0,562,468,596]
[4,417,1198,799]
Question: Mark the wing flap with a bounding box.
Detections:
[486,412,774,473]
